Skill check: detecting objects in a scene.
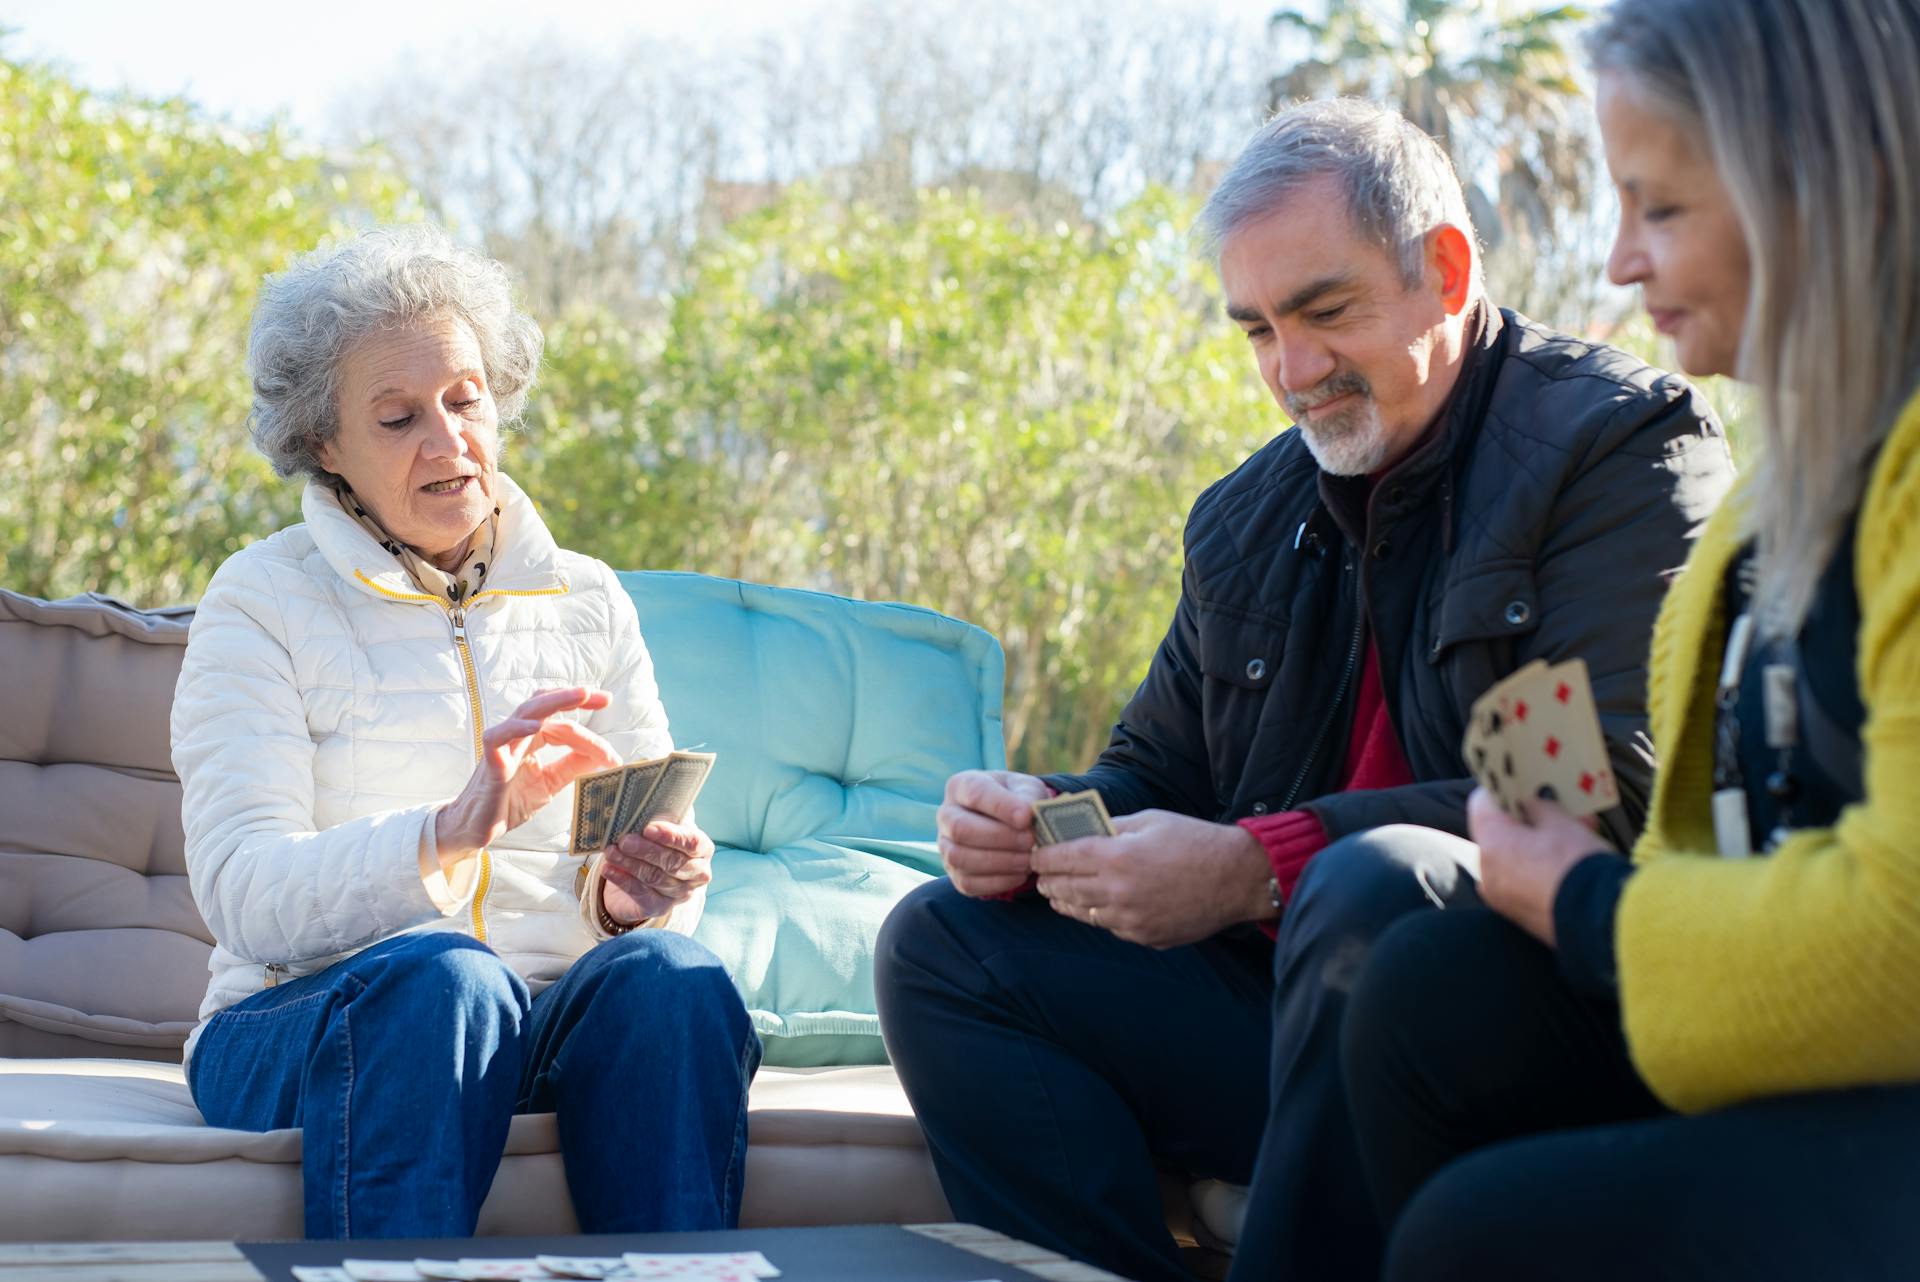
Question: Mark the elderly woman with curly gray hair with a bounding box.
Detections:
[170,224,760,1240]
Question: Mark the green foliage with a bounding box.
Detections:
[0,51,412,603]
[1270,1,1599,318]
[23,33,1713,776]
[517,186,1278,768]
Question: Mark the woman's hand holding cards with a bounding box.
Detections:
[1469,789,1617,947]
[600,820,714,926]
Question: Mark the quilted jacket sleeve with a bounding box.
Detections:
[172,553,459,966]
[577,564,705,938]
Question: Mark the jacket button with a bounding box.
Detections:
[1246,657,1267,681]
[1251,802,1269,815]
[1504,600,1532,626]
[1373,538,1392,559]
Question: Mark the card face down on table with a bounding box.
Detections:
[1462,658,1617,819]
[570,751,716,854]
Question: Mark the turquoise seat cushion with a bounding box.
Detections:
[618,573,1005,1066]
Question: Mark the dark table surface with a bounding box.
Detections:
[241,1224,1056,1282]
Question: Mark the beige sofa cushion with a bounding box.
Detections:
[0,592,207,1060]
[0,1059,947,1240]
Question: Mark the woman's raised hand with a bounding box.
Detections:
[434,687,620,860]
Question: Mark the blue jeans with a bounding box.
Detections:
[188,930,761,1240]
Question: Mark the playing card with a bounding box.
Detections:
[640,751,716,828]
[607,757,671,842]
[533,1258,627,1280]
[1462,660,1548,817]
[452,1261,553,1281]
[570,766,626,854]
[1461,659,1616,819]
[341,1262,428,1282]
[1030,789,1116,845]
[1513,659,1618,817]
[621,1251,779,1279]
[291,1270,354,1282]
[411,1263,478,1281]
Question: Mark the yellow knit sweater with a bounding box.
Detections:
[1619,389,1920,1112]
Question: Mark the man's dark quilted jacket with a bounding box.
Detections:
[1045,307,1736,853]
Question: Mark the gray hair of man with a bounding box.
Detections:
[246,223,544,481]
[1196,97,1485,298]
[1589,0,1920,640]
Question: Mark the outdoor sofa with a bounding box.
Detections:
[0,577,1245,1252]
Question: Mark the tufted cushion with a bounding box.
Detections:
[621,573,1005,1064]
[0,593,207,1060]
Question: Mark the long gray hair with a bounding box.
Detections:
[1588,0,1920,638]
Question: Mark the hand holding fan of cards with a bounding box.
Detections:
[1462,658,1619,819]
[569,750,716,855]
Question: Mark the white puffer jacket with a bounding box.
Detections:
[171,473,699,1063]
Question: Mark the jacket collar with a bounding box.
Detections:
[1315,302,1506,552]
[304,471,570,605]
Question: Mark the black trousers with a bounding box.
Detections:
[873,824,1478,1282]
[1343,906,1920,1282]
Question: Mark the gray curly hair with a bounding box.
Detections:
[246,224,544,480]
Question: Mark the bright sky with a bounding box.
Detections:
[7,0,1281,135]
[3,0,846,131]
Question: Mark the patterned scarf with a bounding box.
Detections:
[334,482,502,606]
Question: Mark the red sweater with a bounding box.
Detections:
[1000,638,1413,912]
[1239,637,1414,912]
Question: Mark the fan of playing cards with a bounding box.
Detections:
[570,751,716,855]
[1461,658,1619,819]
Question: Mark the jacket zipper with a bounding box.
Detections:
[1279,558,1365,811]
[450,603,493,944]
[343,570,571,951]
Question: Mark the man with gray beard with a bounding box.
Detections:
[876,99,1735,1282]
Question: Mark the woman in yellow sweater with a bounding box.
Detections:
[1339,1,1920,1277]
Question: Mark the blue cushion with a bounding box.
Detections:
[618,572,1004,1065]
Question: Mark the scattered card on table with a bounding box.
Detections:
[1030,789,1116,845]
[452,1261,552,1280]
[290,1270,354,1282]
[622,1250,780,1278]
[533,1258,626,1280]
[409,1262,472,1281]
[341,1262,428,1282]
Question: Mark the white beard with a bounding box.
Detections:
[1295,396,1395,476]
